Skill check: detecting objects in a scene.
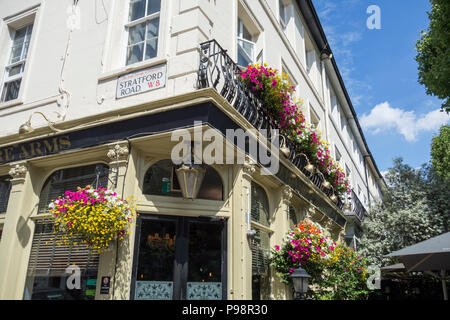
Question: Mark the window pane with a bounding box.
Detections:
[279,0,287,24]
[12,27,26,46]
[129,0,146,21]
[8,63,24,77]
[251,182,270,226]
[22,40,30,60]
[147,17,159,38]
[145,39,158,60]
[188,221,222,282]
[128,22,146,45]
[9,44,23,64]
[0,176,12,213]
[127,43,144,65]
[242,23,252,41]
[187,221,223,300]
[147,0,161,15]
[1,79,21,102]
[237,39,254,67]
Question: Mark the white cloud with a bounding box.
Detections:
[360,102,450,142]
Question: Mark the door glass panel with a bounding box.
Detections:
[134,219,176,300]
[186,221,222,300]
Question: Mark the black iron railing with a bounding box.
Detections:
[345,189,366,222]
[197,39,345,213]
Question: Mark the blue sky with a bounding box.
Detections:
[311,0,450,172]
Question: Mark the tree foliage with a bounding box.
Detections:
[430,124,450,182]
[359,158,449,267]
[416,0,450,113]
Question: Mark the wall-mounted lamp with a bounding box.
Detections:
[293,153,315,175]
[18,111,64,136]
[279,134,291,158]
[315,170,331,189]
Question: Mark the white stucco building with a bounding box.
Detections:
[0,0,386,300]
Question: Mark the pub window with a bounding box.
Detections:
[0,175,12,213]
[142,159,224,201]
[288,205,298,229]
[23,164,109,300]
[38,164,109,213]
[125,0,161,65]
[250,181,271,300]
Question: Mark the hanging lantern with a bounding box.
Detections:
[175,164,206,199]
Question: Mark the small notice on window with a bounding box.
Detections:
[116,64,166,99]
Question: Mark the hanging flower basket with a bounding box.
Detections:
[270,219,369,300]
[239,63,350,195]
[48,185,137,252]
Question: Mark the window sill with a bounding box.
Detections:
[98,57,168,82]
[0,98,23,110]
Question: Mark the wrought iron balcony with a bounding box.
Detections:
[197,39,345,213]
[344,189,366,223]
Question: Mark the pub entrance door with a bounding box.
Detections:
[130,214,227,300]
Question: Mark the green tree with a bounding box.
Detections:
[416,0,450,113]
[430,124,450,182]
[359,158,444,267]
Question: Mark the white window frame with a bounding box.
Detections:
[310,107,321,131]
[279,0,288,31]
[237,18,256,67]
[282,62,297,88]
[124,0,162,66]
[1,23,33,103]
[335,145,342,167]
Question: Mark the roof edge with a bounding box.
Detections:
[296,0,387,189]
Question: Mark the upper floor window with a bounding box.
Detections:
[335,146,342,165]
[279,0,288,31]
[310,107,321,132]
[346,164,352,187]
[282,63,297,88]
[125,0,161,65]
[1,23,33,102]
[237,18,256,68]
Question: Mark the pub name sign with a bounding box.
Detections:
[0,136,71,164]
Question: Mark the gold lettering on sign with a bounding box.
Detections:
[43,138,60,153]
[0,135,72,163]
[4,147,14,162]
[19,145,30,160]
[59,136,71,150]
[30,142,43,157]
